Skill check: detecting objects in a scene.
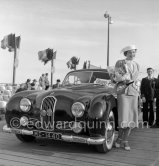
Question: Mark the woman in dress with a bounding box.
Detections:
[114,45,140,150]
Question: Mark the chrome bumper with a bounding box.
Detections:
[3,125,105,145]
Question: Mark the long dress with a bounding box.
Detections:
[115,59,140,128]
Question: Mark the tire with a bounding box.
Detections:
[95,110,115,153]
[15,134,36,142]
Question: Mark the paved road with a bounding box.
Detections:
[0,119,159,166]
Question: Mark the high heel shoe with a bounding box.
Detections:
[123,141,131,151]
[115,138,122,148]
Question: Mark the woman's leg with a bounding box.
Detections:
[115,128,124,148]
[122,127,131,150]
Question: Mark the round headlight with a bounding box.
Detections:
[71,102,85,117]
[20,98,31,112]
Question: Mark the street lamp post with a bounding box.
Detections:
[104,11,113,67]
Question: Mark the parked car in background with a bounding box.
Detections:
[3,69,117,153]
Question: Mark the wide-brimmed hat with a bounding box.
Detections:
[121,45,137,54]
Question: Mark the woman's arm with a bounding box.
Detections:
[114,60,131,82]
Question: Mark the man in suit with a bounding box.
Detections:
[140,68,156,126]
[151,75,159,128]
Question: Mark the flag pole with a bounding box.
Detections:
[12,34,16,85]
[51,49,54,87]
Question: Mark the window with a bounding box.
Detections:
[90,72,110,83]
[63,71,92,85]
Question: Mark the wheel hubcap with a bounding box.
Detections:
[105,111,115,148]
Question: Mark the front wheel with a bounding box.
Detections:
[15,134,36,142]
[95,110,115,153]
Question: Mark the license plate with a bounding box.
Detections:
[33,130,62,140]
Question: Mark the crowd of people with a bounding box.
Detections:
[16,73,61,93]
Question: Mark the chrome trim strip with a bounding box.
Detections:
[3,125,105,145]
[3,125,33,135]
[61,135,105,145]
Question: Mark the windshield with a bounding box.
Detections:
[62,70,111,86]
[62,71,92,86]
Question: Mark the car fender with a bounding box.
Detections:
[88,93,116,120]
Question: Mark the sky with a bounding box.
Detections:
[0,0,159,84]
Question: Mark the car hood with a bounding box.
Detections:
[8,84,114,110]
[25,84,113,99]
[59,84,114,95]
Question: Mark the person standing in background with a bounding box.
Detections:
[45,73,50,90]
[151,74,159,128]
[140,68,156,127]
[31,79,38,90]
[39,74,45,90]
[25,79,31,90]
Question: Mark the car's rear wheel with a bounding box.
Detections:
[15,134,36,142]
[95,110,115,153]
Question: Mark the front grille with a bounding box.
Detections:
[40,96,57,131]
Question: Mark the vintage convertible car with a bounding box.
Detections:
[3,69,118,153]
